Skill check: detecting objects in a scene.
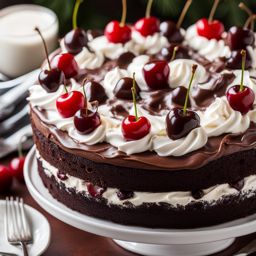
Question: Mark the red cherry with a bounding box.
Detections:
[143,60,170,90]
[74,108,101,134]
[196,18,224,40]
[0,165,12,192]
[122,115,151,141]
[104,21,131,43]
[134,17,160,37]
[87,183,105,197]
[51,53,79,79]
[9,156,25,183]
[226,85,255,115]
[56,91,85,118]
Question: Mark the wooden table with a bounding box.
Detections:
[1,153,256,256]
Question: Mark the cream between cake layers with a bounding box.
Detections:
[28,0,256,228]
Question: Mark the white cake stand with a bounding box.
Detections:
[24,147,256,256]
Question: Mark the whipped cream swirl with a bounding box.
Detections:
[68,118,107,145]
[131,31,169,55]
[185,25,231,61]
[199,97,251,137]
[152,127,207,157]
[249,108,256,123]
[88,35,143,59]
[103,67,129,98]
[75,47,104,69]
[28,83,70,110]
[127,55,150,91]
[168,59,208,88]
[28,80,107,145]
[106,129,152,155]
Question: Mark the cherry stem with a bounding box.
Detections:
[145,0,154,18]
[131,72,138,121]
[120,0,127,27]
[73,0,83,29]
[176,0,193,28]
[171,46,178,61]
[240,49,246,92]
[244,14,256,30]
[35,27,51,70]
[183,64,197,115]
[239,2,254,30]
[208,0,220,23]
[239,2,252,16]
[82,78,87,109]
[64,84,68,93]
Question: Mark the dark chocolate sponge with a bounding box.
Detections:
[39,159,256,229]
[32,120,256,193]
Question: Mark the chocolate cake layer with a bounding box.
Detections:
[38,159,256,229]
[33,117,256,192]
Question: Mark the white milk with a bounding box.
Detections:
[0,5,59,77]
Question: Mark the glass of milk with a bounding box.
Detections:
[0,4,59,78]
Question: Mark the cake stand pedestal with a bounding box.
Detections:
[113,239,235,256]
[24,147,256,256]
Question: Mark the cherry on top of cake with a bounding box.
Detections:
[104,0,131,43]
[227,2,255,51]
[166,64,200,140]
[133,0,159,37]
[114,77,141,100]
[121,73,151,141]
[35,27,65,93]
[56,84,85,118]
[160,0,193,44]
[143,60,170,90]
[226,49,255,115]
[64,0,88,54]
[225,3,256,70]
[195,0,224,40]
[74,101,102,135]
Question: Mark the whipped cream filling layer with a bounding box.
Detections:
[39,153,256,208]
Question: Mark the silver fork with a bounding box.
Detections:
[5,197,33,256]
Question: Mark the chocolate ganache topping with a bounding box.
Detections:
[29,28,256,171]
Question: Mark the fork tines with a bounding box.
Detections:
[5,197,32,244]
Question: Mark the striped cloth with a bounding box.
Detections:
[0,69,40,157]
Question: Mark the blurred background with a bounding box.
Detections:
[1,0,256,36]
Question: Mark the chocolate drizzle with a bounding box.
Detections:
[85,81,107,104]
[117,52,136,68]
[193,72,236,107]
[35,38,256,172]
[169,86,190,107]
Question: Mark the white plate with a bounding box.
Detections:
[24,147,256,256]
[0,199,51,256]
